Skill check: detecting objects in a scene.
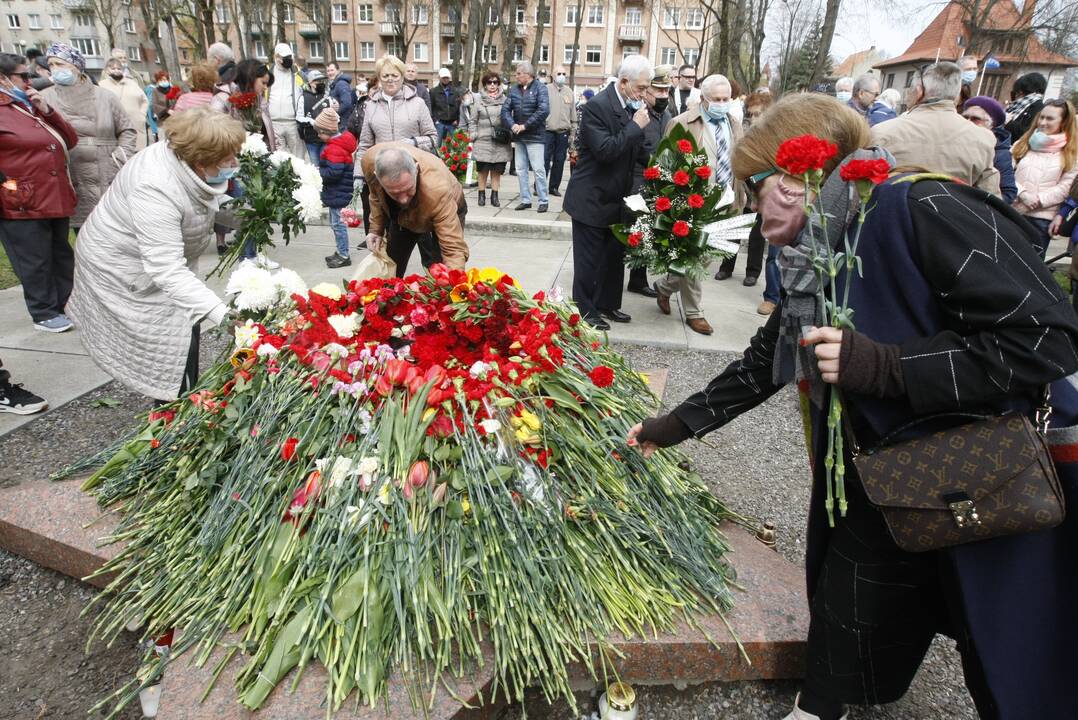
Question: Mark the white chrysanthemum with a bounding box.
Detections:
[292,185,324,223]
[226,263,278,311]
[272,268,307,296]
[294,160,323,190]
[234,320,261,349]
[240,133,268,157]
[327,312,360,338]
[268,150,294,167]
[310,282,343,300]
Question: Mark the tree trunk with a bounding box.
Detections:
[275,1,287,43]
[138,0,171,76]
[809,0,840,88]
[531,0,547,68]
[568,5,584,85]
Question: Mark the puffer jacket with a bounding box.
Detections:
[319,132,357,209]
[1013,144,1078,220]
[67,141,229,400]
[354,84,437,167]
[501,79,549,144]
[468,91,512,165]
[327,74,355,128]
[993,125,1018,205]
[0,92,78,220]
[866,100,897,127]
[41,78,137,227]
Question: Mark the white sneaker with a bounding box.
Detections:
[783,694,848,720]
[255,254,280,270]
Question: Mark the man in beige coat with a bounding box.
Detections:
[99,58,149,150]
[871,61,1000,195]
[654,74,746,336]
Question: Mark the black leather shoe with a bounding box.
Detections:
[537,203,548,213]
[600,309,632,323]
[549,188,561,197]
[585,316,611,331]
[714,269,733,281]
[515,202,532,211]
[325,253,352,268]
[743,275,758,287]
[627,284,659,298]
[477,190,486,207]
[490,190,500,207]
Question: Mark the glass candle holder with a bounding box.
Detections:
[599,681,637,720]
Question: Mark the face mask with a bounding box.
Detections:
[204,165,239,185]
[702,101,729,121]
[835,91,852,103]
[652,96,668,114]
[961,70,977,84]
[626,98,642,111]
[158,80,171,89]
[281,56,293,69]
[555,74,566,85]
[51,69,77,86]
[109,71,124,81]
[2,85,30,106]
[1029,129,1051,151]
[759,176,808,246]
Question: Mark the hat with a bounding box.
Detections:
[313,108,340,134]
[306,70,326,83]
[963,95,1006,128]
[46,41,85,73]
[274,42,293,58]
[582,89,595,100]
[438,67,452,79]
[651,64,675,89]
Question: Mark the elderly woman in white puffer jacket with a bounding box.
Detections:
[68,108,245,401]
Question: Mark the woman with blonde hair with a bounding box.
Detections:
[68,107,246,400]
[629,92,1078,719]
[1011,98,1078,257]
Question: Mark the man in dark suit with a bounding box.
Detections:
[564,56,654,330]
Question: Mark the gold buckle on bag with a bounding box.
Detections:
[949,499,981,528]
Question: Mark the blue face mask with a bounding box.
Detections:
[702,101,729,121]
[51,68,77,86]
[961,70,977,84]
[204,165,238,185]
[835,91,852,103]
[626,98,642,111]
[1029,130,1050,151]
[158,80,171,89]
[2,86,30,106]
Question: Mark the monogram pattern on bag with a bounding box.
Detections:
[856,415,1065,552]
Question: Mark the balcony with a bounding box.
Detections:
[514,21,528,35]
[618,24,645,42]
[298,22,321,38]
[442,25,463,37]
[378,21,398,35]
[63,0,90,8]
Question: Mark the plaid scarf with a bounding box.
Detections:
[1005,93,1042,124]
[772,147,896,405]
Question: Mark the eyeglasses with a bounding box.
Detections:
[486,79,500,85]
[746,168,776,196]
[7,71,31,81]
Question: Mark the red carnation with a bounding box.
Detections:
[694,166,712,179]
[627,232,642,247]
[655,196,672,212]
[643,165,661,180]
[839,158,891,185]
[672,170,690,186]
[281,437,299,462]
[677,138,693,153]
[687,193,705,209]
[775,134,838,176]
[588,365,615,388]
[671,220,691,237]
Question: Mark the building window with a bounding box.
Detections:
[357,4,373,22]
[585,45,601,64]
[563,44,579,64]
[957,35,964,46]
[625,7,642,25]
[683,47,700,65]
[660,47,676,65]
[586,4,603,24]
[539,44,549,63]
[413,42,428,62]
[253,40,267,58]
[482,44,498,63]
[685,8,704,29]
[515,4,526,23]
[985,74,1004,99]
[513,42,525,62]
[360,41,375,60]
[50,14,63,29]
[622,46,639,58]
[448,6,461,23]
[333,41,349,60]
[6,15,19,29]
[662,8,680,27]
[282,5,293,23]
[123,17,136,33]
[565,4,579,25]
[127,45,142,61]
[885,72,895,89]
[28,14,41,29]
[74,12,94,27]
[332,3,347,22]
[214,5,230,22]
[411,5,427,24]
[446,42,463,61]
[72,38,100,56]
[535,5,550,25]
[488,6,500,24]
[904,70,915,88]
[385,40,403,57]
[308,40,323,58]
[385,4,401,23]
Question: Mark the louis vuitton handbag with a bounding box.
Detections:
[849,393,1066,553]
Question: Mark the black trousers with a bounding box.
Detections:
[0,217,73,322]
[544,130,570,192]
[571,220,625,319]
[805,479,997,718]
[718,212,766,278]
[386,208,466,278]
[627,266,649,291]
[155,326,200,407]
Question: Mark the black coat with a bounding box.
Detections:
[1005,97,1042,144]
[563,84,647,228]
[430,82,462,124]
[631,106,672,193]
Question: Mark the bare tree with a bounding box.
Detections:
[808,0,840,88]
[530,0,549,68]
[650,0,723,73]
[135,0,177,75]
[385,0,431,60]
[729,0,772,89]
[56,0,123,50]
[567,0,585,85]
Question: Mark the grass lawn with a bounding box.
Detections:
[0,231,77,290]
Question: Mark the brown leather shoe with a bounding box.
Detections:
[654,282,671,315]
[686,317,713,335]
[757,301,777,316]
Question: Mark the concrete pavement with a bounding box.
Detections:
[1,207,770,436]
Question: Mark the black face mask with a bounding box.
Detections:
[109,71,124,81]
[281,57,294,69]
[652,97,669,114]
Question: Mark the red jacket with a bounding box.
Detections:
[0,92,79,220]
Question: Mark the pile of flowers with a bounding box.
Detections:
[440,127,472,183]
[212,134,323,276]
[79,264,740,717]
[613,126,739,277]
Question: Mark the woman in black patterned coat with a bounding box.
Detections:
[629,93,1078,720]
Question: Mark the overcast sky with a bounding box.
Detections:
[831,0,942,60]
